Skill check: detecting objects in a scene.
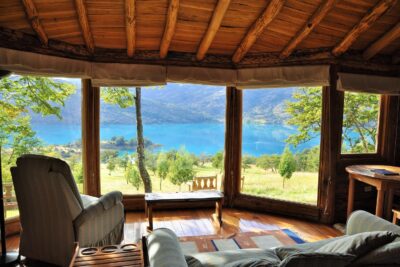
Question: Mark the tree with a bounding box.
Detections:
[157,152,170,190]
[101,87,152,192]
[242,154,254,173]
[278,146,296,188]
[145,151,158,175]
[285,87,379,153]
[107,157,116,175]
[0,76,75,177]
[198,152,209,166]
[125,162,141,190]
[169,150,195,190]
[101,150,118,163]
[117,153,130,171]
[212,151,224,173]
[256,155,272,173]
[342,92,379,153]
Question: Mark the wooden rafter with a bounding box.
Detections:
[21,0,48,46]
[332,0,397,57]
[232,0,285,63]
[125,0,136,57]
[160,0,179,59]
[363,21,400,60]
[74,0,95,53]
[196,0,231,61]
[280,0,336,59]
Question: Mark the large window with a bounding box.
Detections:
[241,87,322,205]
[341,92,380,154]
[100,84,226,195]
[1,76,82,219]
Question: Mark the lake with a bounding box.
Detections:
[31,123,320,156]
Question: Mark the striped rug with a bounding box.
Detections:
[179,229,305,254]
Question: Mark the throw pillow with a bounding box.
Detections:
[279,252,355,267]
[316,231,398,257]
[352,237,400,266]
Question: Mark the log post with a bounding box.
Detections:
[82,79,101,197]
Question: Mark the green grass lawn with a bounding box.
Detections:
[100,163,318,205]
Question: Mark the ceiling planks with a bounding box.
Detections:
[160,0,179,59]
[332,0,398,56]
[363,21,400,60]
[74,0,95,53]
[232,0,285,63]
[21,0,48,45]
[280,0,336,59]
[196,0,231,61]
[125,0,136,57]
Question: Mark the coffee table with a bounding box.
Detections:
[144,191,224,230]
[71,243,143,267]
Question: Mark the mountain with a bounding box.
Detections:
[30,79,296,125]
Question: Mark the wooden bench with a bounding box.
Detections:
[144,191,224,230]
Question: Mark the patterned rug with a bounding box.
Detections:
[179,229,305,254]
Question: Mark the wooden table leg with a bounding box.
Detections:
[393,209,400,224]
[216,200,222,227]
[376,188,385,217]
[347,176,355,218]
[385,188,394,220]
[147,204,153,231]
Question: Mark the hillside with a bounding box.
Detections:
[30,79,296,125]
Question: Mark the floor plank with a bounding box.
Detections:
[5,208,342,253]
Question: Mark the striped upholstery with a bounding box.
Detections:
[11,154,124,267]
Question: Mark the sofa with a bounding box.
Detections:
[11,154,125,267]
[143,210,400,267]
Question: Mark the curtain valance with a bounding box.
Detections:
[338,73,400,95]
[236,65,330,89]
[0,48,332,88]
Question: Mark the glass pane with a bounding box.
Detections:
[100,84,226,194]
[341,92,380,154]
[241,87,322,205]
[1,76,82,220]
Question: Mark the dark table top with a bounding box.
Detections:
[145,190,224,203]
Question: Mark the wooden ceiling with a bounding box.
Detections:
[0,0,399,68]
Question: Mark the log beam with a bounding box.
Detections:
[280,0,336,59]
[196,0,231,61]
[232,0,285,63]
[21,0,48,46]
[160,0,179,59]
[363,21,400,60]
[125,0,136,57]
[74,0,95,53]
[332,0,397,56]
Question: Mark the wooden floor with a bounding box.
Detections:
[6,208,341,252]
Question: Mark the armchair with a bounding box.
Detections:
[11,154,124,267]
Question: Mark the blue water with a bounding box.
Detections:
[31,123,320,156]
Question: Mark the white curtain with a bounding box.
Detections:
[0,48,92,78]
[167,66,237,86]
[236,65,330,89]
[0,48,333,88]
[338,72,400,95]
[91,63,166,87]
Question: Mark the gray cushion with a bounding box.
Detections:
[316,231,398,257]
[147,228,188,267]
[274,236,342,260]
[279,252,355,267]
[224,257,279,267]
[188,249,280,267]
[352,237,400,266]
